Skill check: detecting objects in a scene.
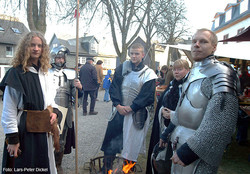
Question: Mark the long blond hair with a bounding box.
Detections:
[11,31,51,72]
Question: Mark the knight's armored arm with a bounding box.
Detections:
[177,92,238,166]
[173,59,239,166]
[186,73,239,166]
[176,143,199,165]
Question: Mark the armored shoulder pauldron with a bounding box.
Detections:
[201,60,240,96]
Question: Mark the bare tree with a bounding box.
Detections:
[27,0,47,34]
[63,0,188,64]
[155,0,189,65]
[1,0,187,64]
[99,0,151,62]
[0,0,93,35]
[156,0,188,45]
[51,0,151,63]
[54,0,153,63]
[138,0,171,69]
[56,0,96,22]
[0,0,48,34]
[137,0,188,68]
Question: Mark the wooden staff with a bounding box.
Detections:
[75,0,80,173]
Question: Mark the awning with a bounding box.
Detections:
[219,26,250,42]
[216,43,250,60]
[168,43,250,60]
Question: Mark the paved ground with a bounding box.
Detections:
[0,90,112,174]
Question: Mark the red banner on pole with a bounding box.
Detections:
[74,9,80,18]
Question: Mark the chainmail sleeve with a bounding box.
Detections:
[186,78,238,167]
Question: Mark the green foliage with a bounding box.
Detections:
[218,130,250,174]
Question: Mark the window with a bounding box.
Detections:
[6,46,13,57]
[11,27,22,34]
[238,27,245,35]
[0,66,11,82]
[214,18,219,28]
[240,0,248,14]
[91,42,98,52]
[223,34,229,44]
[225,9,232,22]
[103,59,110,67]
[237,27,245,42]
[0,26,4,32]
[53,43,58,48]
[68,40,76,46]
[4,67,11,73]
[79,57,86,64]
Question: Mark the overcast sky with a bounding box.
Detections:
[1,0,236,41]
[44,0,236,41]
[184,0,235,34]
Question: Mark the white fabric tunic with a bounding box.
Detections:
[121,66,157,161]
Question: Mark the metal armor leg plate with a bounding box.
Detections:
[170,126,200,174]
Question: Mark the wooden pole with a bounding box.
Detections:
[75,0,80,173]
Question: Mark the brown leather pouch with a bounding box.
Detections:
[26,109,51,133]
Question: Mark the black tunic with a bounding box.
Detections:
[1,65,51,173]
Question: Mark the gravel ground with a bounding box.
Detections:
[0,90,112,174]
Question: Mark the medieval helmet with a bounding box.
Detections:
[50,45,69,66]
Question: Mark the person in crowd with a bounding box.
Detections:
[49,45,83,172]
[164,65,174,87]
[77,63,84,106]
[95,60,104,101]
[157,65,168,85]
[103,69,112,102]
[236,63,250,146]
[0,31,60,174]
[159,28,239,173]
[155,66,161,77]
[100,43,158,173]
[239,63,250,95]
[79,57,98,115]
[146,59,190,174]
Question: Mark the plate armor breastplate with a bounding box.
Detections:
[122,68,146,106]
[178,78,209,130]
[52,69,70,108]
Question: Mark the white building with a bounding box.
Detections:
[211,0,250,61]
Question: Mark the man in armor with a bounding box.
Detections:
[50,45,82,171]
[101,43,158,173]
[159,29,239,173]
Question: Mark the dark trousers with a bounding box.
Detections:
[101,113,124,173]
[83,90,96,113]
[95,83,100,98]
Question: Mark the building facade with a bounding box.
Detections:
[212,0,250,40]
[49,34,117,74]
[0,15,29,81]
[211,0,250,64]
